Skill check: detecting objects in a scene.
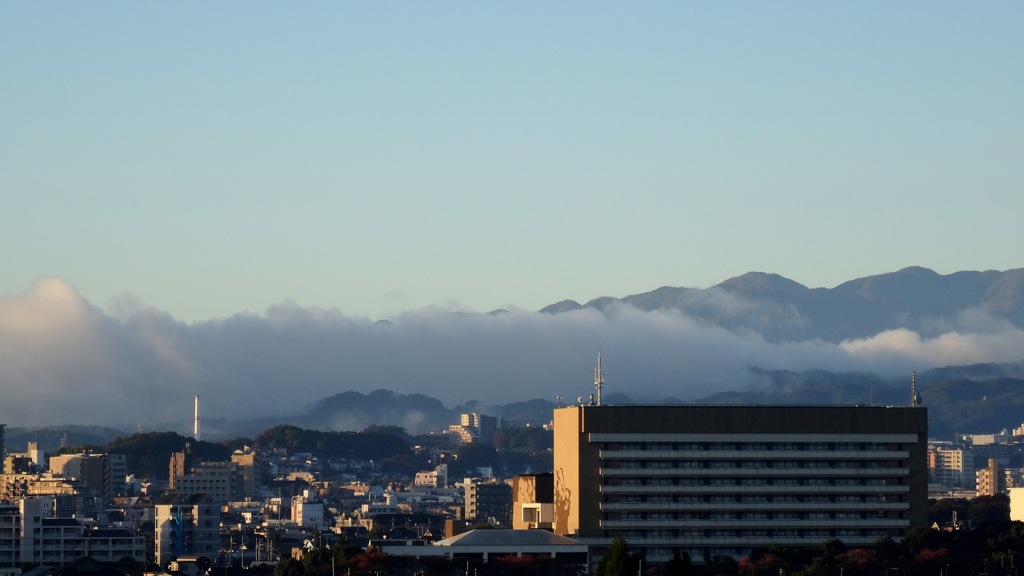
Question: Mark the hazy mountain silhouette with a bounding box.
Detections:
[542,266,1024,343]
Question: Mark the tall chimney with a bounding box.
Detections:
[194,393,200,441]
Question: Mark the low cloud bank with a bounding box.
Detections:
[2,278,1022,429]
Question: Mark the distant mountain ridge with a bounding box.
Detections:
[11,362,1024,447]
[540,266,1024,343]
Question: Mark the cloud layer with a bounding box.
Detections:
[2,278,1023,432]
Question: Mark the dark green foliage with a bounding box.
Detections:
[491,425,554,474]
[104,431,232,479]
[219,436,254,451]
[274,557,304,576]
[930,498,971,526]
[660,550,696,576]
[361,424,412,440]
[492,426,552,454]
[5,425,126,452]
[332,540,362,566]
[596,537,632,576]
[302,547,332,572]
[702,555,738,576]
[450,443,498,476]
[969,493,1010,526]
[253,425,416,462]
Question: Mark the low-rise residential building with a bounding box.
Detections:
[512,473,554,530]
[291,489,325,529]
[0,499,144,569]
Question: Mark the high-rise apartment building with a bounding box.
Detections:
[154,492,219,567]
[976,458,1004,496]
[231,446,262,500]
[553,405,928,563]
[928,444,971,488]
[464,477,512,526]
[168,444,193,491]
[449,414,499,446]
[48,453,115,504]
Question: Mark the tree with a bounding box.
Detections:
[275,557,305,576]
[302,547,332,573]
[596,537,631,576]
[969,494,1010,526]
[660,550,696,576]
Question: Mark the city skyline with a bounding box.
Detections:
[2,4,1022,322]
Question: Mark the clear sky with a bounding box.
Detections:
[3,3,1022,322]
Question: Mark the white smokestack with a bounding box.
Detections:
[194,393,199,441]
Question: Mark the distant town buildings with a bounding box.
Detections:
[154,492,219,567]
[26,386,1024,572]
[48,452,120,504]
[415,464,448,488]
[290,489,325,528]
[463,477,512,526]
[0,498,145,570]
[448,413,498,445]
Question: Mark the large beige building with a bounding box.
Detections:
[48,453,116,504]
[553,405,928,563]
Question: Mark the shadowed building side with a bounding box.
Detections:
[553,404,928,563]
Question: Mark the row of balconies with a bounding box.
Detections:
[599,449,909,460]
[598,518,909,529]
[599,467,908,477]
[600,501,908,511]
[599,484,910,494]
[583,533,896,548]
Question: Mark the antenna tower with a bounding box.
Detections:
[911,371,918,407]
[594,352,604,406]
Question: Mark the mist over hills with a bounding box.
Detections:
[10,360,1024,450]
[543,267,1024,343]
[2,267,1024,433]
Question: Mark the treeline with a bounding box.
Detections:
[253,425,412,460]
[101,431,233,480]
[74,422,554,480]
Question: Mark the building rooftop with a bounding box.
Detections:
[436,528,583,548]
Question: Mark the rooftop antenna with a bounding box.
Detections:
[911,371,922,407]
[594,352,604,406]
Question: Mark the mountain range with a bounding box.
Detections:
[11,361,1024,451]
[542,266,1024,343]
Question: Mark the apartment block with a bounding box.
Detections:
[49,453,115,504]
[154,492,219,567]
[464,478,512,526]
[927,444,972,488]
[553,404,928,563]
[0,499,144,569]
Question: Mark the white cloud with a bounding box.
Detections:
[1,278,1022,431]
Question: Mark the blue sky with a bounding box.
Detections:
[3,3,1022,322]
